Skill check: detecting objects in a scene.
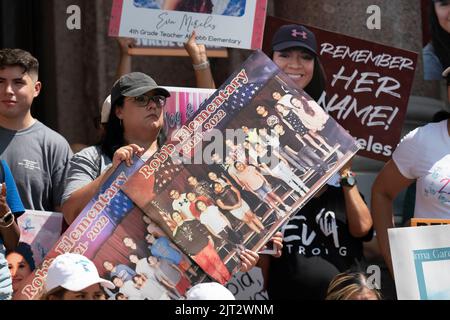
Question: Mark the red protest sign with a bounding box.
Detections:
[263,16,418,162]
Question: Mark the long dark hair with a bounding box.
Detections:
[40,286,68,300]
[304,57,327,101]
[290,96,316,116]
[429,0,450,70]
[101,97,125,160]
[176,0,213,13]
[6,242,36,271]
[432,110,450,122]
[270,49,327,102]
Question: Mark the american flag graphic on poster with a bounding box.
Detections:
[221,83,263,115]
[163,87,215,139]
[103,190,134,225]
[153,158,183,194]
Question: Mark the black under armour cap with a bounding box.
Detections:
[110,72,170,108]
[271,24,318,55]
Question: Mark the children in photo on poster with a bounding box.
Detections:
[120,50,361,284]
[15,150,205,300]
[14,86,216,300]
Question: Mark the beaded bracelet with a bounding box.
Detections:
[193,60,210,71]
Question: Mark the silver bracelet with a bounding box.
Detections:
[0,211,14,228]
[192,60,210,71]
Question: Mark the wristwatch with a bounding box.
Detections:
[0,210,13,225]
[340,171,357,187]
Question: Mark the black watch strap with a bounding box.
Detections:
[340,171,356,187]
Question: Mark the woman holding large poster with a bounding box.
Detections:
[260,24,373,300]
[194,24,371,299]
[61,72,171,225]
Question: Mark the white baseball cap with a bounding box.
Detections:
[45,253,115,293]
[101,95,112,124]
[185,282,235,300]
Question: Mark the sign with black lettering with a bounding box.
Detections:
[263,16,418,161]
[226,268,269,300]
[109,0,268,50]
[128,38,228,58]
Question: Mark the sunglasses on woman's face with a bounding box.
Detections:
[133,95,167,108]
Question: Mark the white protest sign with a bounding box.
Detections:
[389,224,450,300]
[225,268,268,300]
[109,0,267,50]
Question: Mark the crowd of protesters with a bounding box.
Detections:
[1,2,449,300]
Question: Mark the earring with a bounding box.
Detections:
[119,119,123,127]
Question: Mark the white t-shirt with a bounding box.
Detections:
[393,120,450,218]
[172,194,195,219]
[136,259,157,282]
[235,166,264,190]
[119,280,141,300]
[140,279,171,300]
[200,206,228,235]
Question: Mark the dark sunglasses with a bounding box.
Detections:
[133,95,167,108]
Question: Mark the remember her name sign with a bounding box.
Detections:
[263,16,418,162]
[109,0,267,50]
